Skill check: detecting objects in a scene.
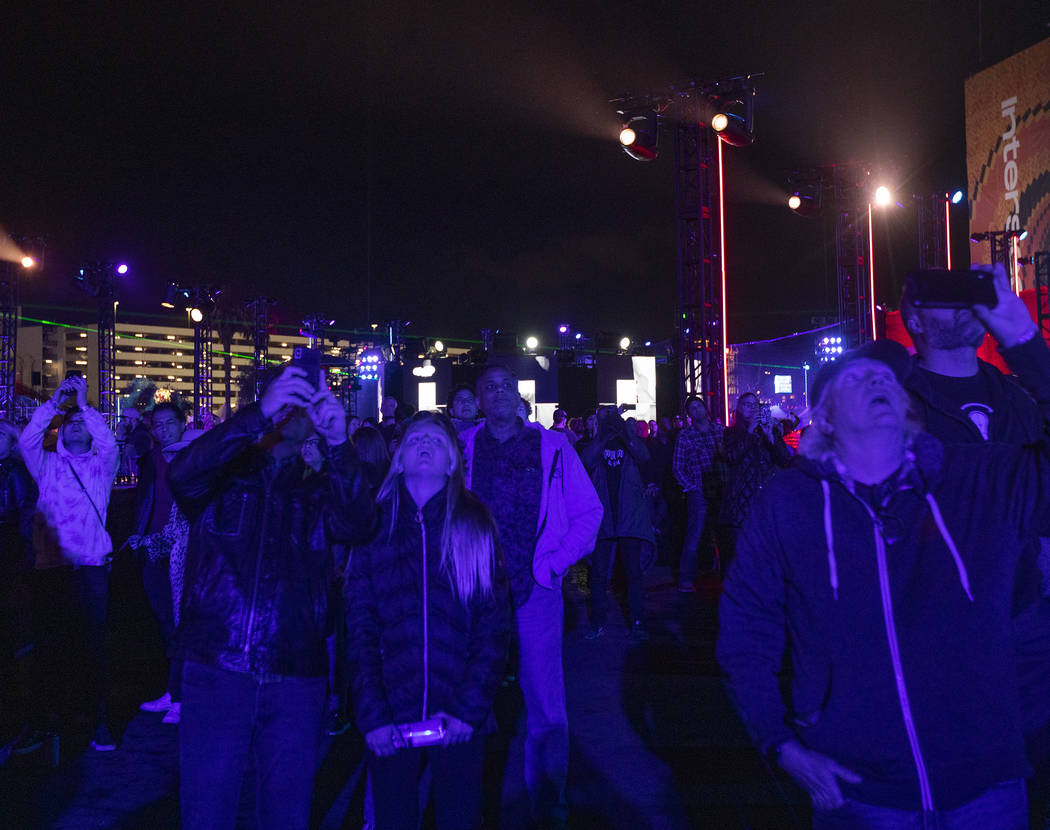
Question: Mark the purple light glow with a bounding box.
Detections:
[116,263,129,274]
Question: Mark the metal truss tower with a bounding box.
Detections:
[832,166,875,350]
[673,88,725,417]
[193,314,213,421]
[917,194,949,270]
[1028,252,1050,342]
[0,264,16,418]
[248,296,275,401]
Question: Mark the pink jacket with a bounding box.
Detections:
[460,422,603,588]
[20,401,119,568]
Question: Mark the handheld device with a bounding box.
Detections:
[65,369,84,379]
[904,269,998,310]
[291,346,321,390]
[398,719,446,748]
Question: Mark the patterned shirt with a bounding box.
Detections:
[471,422,542,607]
[672,424,725,495]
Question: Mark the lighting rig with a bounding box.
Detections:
[613,74,758,422]
[786,164,895,349]
[73,261,128,427]
[1019,252,1050,342]
[0,239,42,417]
[160,282,221,420]
[969,229,1028,292]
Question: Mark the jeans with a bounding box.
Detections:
[179,660,326,830]
[71,565,111,723]
[511,579,569,823]
[679,490,715,582]
[589,538,645,626]
[141,555,182,700]
[812,779,1027,830]
[369,734,485,829]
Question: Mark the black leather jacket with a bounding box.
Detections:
[169,403,374,676]
[0,456,37,573]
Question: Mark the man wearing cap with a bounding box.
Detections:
[718,267,1050,827]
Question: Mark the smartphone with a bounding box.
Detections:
[65,369,83,379]
[904,269,998,310]
[291,346,321,389]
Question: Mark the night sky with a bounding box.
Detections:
[3,1,1046,345]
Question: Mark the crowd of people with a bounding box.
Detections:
[1,263,1049,829]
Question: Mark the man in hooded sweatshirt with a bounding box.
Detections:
[718,265,1050,828]
[20,375,119,751]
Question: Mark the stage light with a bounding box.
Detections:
[709,87,755,147]
[20,256,37,269]
[619,336,631,351]
[951,190,964,205]
[558,324,569,334]
[617,111,659,161]
[116,263,129,275]
[525,335,539,351]
[787,181,821,218]
[433,339,445,353]
[189,307,204,323]
[1019,230,1029,241]
[874,186,892,207]
[574,332,583,341]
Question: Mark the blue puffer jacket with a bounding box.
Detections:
[718,335,1050,812]
[346,482,512,734]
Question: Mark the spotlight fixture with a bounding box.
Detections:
[189,307,204,324]
[20,256,37,269]
[951,190,964,205]
[617,110,659,161]
[873,185,893,207]
[433,339,445,353]
[116,263,129,275]
[356,349,383,382]
[619,336,631,352]
[816,335,844,364]
[558,324,569,334]
[710,86,755,147]
[161,281,191,309]
[787,179,822,217]
[524,335,539,352]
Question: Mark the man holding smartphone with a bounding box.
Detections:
[169,363,374,830]
[19,374,120,751]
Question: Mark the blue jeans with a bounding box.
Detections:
[369,734,485,829]
[589,538,646,626]
[679,490,714,582]
[179,660,326,830]
[512,579,569,823]
[812,779,1027,830]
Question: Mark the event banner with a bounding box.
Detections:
[965,37,1050,289]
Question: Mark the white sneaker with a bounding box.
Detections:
[161,703,181,724]
[140,692,172,713]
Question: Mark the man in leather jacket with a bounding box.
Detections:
[169,365,374,830]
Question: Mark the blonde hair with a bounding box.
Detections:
[376,412,497,603]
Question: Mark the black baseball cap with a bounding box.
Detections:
[809,339,912,407]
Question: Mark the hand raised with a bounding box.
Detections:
[972,262,1038,348]
[259,367,315,420]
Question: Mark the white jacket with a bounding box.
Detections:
[20,401,119,568]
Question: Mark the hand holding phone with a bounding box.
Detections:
[904,269,998,310]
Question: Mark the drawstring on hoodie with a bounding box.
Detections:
[820,480,974,603]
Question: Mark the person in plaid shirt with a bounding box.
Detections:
[672,396,725,591]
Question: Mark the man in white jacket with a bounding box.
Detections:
[461,364,603,829]
[20,375,119,750]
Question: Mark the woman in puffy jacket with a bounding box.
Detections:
[346,411,511,830]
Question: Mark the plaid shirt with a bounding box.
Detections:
[672,424,725,494]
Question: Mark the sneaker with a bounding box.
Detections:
[326,711,351,736]
[90,723,117,752]
[139,691,172,712]
[629,621,650,642]
[161,703,181,725]
[584,625,606,640]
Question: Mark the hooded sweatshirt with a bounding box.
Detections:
[718,335,1050,811]
[19,400,119,568]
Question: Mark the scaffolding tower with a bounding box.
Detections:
[247,296,275,401]
[0,264,16,418]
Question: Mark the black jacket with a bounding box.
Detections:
[346,482,511,733]
[169,403,374,676]
[0,456,36,573]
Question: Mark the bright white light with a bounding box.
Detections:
[574,332,583,341]
[525,336,539,351]
[433,340,445,352]
[20,256,36,269]
[951,190,964,205]
[874,186,892,207]
[558,324,569,334]
[787,194,802,210]
[189,307,204,323]
[711,113,729,132]
[116,263,129,274]
[1019,230,1029,241]
[619,127,636,147]
[619,336,631,351]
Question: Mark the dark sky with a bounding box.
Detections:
[2,1,1047,344]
